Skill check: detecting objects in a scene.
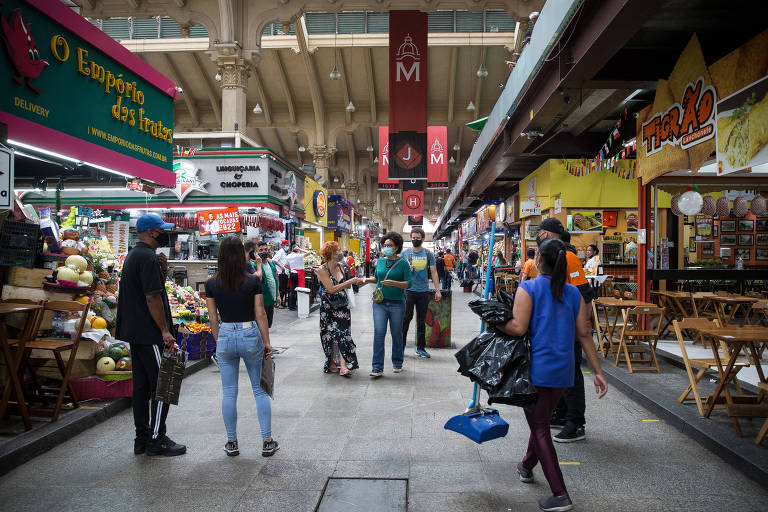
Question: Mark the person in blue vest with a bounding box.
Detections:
[401,227,442,359]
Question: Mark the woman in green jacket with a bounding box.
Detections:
[253,240,280,327]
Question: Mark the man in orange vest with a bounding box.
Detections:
[535,218,599,443]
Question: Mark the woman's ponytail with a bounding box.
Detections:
[538,238,568,301]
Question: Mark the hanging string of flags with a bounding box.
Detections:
[564,105,639,179]
[563,157,637,179]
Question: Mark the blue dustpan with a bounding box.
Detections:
[444,407,509,443]
[446,212,509,444]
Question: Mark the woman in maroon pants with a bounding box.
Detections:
[498,238,608,512]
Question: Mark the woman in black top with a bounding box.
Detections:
[205,237,278,458]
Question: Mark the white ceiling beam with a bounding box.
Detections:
[273,129,288,157]
[447,47,458,124]
[346,132,357,182]
[161,54,199,127]
[271,50,296,126]
[473,47,487,120]
[364,48,376,124]
[191,53,221,125]
[336,48,352,125]
[295,16,325,144]
[251,67,273,126]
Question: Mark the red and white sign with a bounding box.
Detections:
[388,10,428,180]
[378,126,399,190]
[402,179,424,216]
[197,207,241,235]
[427,126,448,189]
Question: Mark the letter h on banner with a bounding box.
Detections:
[402,179,424,216]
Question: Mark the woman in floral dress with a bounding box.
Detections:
[316,241,363,376]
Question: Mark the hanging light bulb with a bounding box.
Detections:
[215,72,222,82]
[298,145,306,152]
[346,101,356,113]
[476,64,488,78]
[341,183,346,189]
[449,156,455,164]
[252,104,263,115]
[373,156,379,163]
[453,143,460,151]
[366,145,374,152]
[330,65,341,80]
[466,101,476,112]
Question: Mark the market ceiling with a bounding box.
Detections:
[71,0,545,231]
[434,0,768,236]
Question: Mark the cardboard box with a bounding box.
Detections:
[7,267,53,288]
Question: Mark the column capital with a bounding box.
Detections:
[308,145,337,160]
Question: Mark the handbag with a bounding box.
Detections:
[154,347,187,405]
[261,357,275,398]
[373,258,403,304]
[323,264,349,308]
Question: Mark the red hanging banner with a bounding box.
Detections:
[378,126,399,190]
[427,126,448,189]
[402,179,424,216]
[388,10,428,181]
[408,215,423,226]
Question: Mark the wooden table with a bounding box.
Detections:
[651,291,699,335]
[694,326,768,436]
[594,298,655,357]
[709,296,758,326]
[0,303,43,431]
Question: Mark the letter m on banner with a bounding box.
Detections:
[427,126,448,189]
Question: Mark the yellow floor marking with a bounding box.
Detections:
[642,419,660,422]
[583,371,591,374]
[559,462,581,465]
[78,406,102,410]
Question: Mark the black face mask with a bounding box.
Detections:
[155,231,170,248]
[259,252,269,259]
[412,239,423,248]
[536,233,545,246]
[249,250,256,260]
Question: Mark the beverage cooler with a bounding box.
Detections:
[600,239,624,265]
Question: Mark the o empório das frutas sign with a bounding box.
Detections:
[0,0,176,185]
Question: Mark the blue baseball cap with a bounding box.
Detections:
[136,213,174,233]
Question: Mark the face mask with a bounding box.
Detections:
[412,239,423,248]
[536,232,545,246]
[284,247,290,253]
[154,231,169,248]
[249,250,256,260]
[382,247,395,257]
[259,252,269,259]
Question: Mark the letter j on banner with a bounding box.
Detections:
[388,10,428,181]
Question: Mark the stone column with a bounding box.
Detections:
[309,145,336,185]
[219,62,250,132]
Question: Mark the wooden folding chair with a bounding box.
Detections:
[592,301,614,358]
[757,383,768,445]
[10,300,90,422]
[615,306,664,373]
[672,318,749,416]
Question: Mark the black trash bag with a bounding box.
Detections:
[487,334,537,408]
[460,280,474,287]
[454,329,537,409]
[497,288,515,308]
[469,291,514,325]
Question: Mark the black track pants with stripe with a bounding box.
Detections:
[130,343,170,441]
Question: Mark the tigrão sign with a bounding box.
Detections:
[0,0,176,185]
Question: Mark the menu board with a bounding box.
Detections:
[197,207,241,236]
[716,75,768,175]
[108,220,130,256]
[695,216,714,238]
[569,210,603,233]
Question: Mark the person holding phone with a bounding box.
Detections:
[361,232,411,377]
[205,237,278,458]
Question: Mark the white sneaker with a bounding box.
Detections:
[369,370,383,378]
[392,367,403,373]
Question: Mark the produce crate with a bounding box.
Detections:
[7,267,53,288]
[70,376,132,399]
[0,220,42,268]
[178,331,215,360]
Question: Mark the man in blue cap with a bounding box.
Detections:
[117,213,186,456]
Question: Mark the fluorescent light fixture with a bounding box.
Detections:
[9,139,135,180]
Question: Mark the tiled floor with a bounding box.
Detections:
[1,283,766,511]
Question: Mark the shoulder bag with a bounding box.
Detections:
[321,264,349,308]
[372,258,404,304]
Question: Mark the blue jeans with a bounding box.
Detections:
[216,322,272,441]
[441,272,452,290]
[372,299,405,371]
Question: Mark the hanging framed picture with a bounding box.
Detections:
[757,233,768,246]
[721,220,737,232]
[757,220,768,232]
[739,234,754,246]
[735,248,751,261]
[720,234,737,246]
[738,219,754,232]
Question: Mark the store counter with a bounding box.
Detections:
[167,260,218,289]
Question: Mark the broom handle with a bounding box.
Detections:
[467,217,497,411]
